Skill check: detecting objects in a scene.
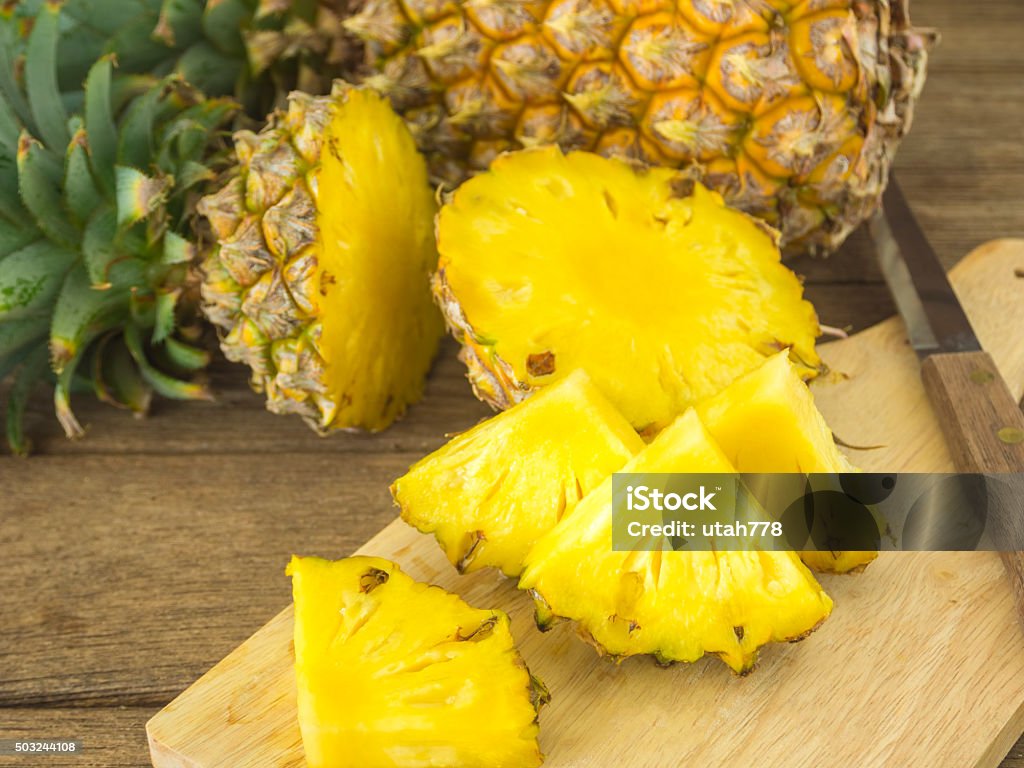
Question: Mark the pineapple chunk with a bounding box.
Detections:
[696,352,876,573]
[434,147,821,435]
[392,369,644,577]
[288,555,547,768]
[519,410,833,674]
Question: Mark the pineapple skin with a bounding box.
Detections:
[198,84,444,433]
[343,0,935,254]
[288,555,547,768]
[434,147,821,434]
[392,369,645,577]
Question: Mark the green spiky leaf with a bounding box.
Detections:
[92,333,152,413]
[6,347,50,455]
[160,230,194,265]
[116,166,171,227]
[83,56,118,194]
[163,335,211,371]
[80,206,119,285]
[49,264,129,373]
[152,288,179,343]
[64,127,101,223]
[0,241,76,317]
[24,1,70,151]
[17,132,79,247]
[124,322,211,401]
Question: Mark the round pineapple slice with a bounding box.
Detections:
[435,147,820,435]
[199,85,444,433]
[288,555,548,768]
[392,369,644,577]
[519,409,834,674]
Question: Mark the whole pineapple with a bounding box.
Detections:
[343,0,935,253]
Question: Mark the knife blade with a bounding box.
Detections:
[870,181,981,356]
[869,176,1024,629]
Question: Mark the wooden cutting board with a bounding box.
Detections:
[148,239,1024,768]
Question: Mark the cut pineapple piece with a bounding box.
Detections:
[288,555,547,768]
[519,410,833,674]
[200,85,444,433]
[393,369,644,577]
[696,352,876,573]
[435,148,820,435]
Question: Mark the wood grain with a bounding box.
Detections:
[0,452,418,707]
[919,351,1024,626]
[146,240,1024,768]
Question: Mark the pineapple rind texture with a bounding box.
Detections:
[347,0,934,254]
[392,369,645,577]
[697,351,877,572]
[519,409,834,674]
[434,147,821,434]
[199,84,444,433]
[288,555,546,768]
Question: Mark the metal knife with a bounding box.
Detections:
[870,177,1024,628]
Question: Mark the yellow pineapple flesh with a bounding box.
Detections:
[519,409,833,673]
[343,0,934,253]
[199,85,444,433]
[392,369,645,577]
[696,350,876,572]
[435,147,820,435]
[288,555,547,768]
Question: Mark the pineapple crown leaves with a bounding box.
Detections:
[6,0,357,119]
[0,1,237,454]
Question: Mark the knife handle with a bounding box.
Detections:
[920,350,1024,627]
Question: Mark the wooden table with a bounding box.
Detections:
[2,1,1023,765]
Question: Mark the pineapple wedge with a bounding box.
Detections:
[288,555,547,768]
[696,352,876,573]
[392,370,644,577]
[519,410,833,674]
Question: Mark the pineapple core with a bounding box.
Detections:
[312,89,444,430]
[435,147,820,435]
[288,555,546,768]
[392,369,644,577]
[520,409,833,674]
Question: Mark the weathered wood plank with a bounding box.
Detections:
[907,0,1024,74]
[0,453,419,706]
[0,707,153,768]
